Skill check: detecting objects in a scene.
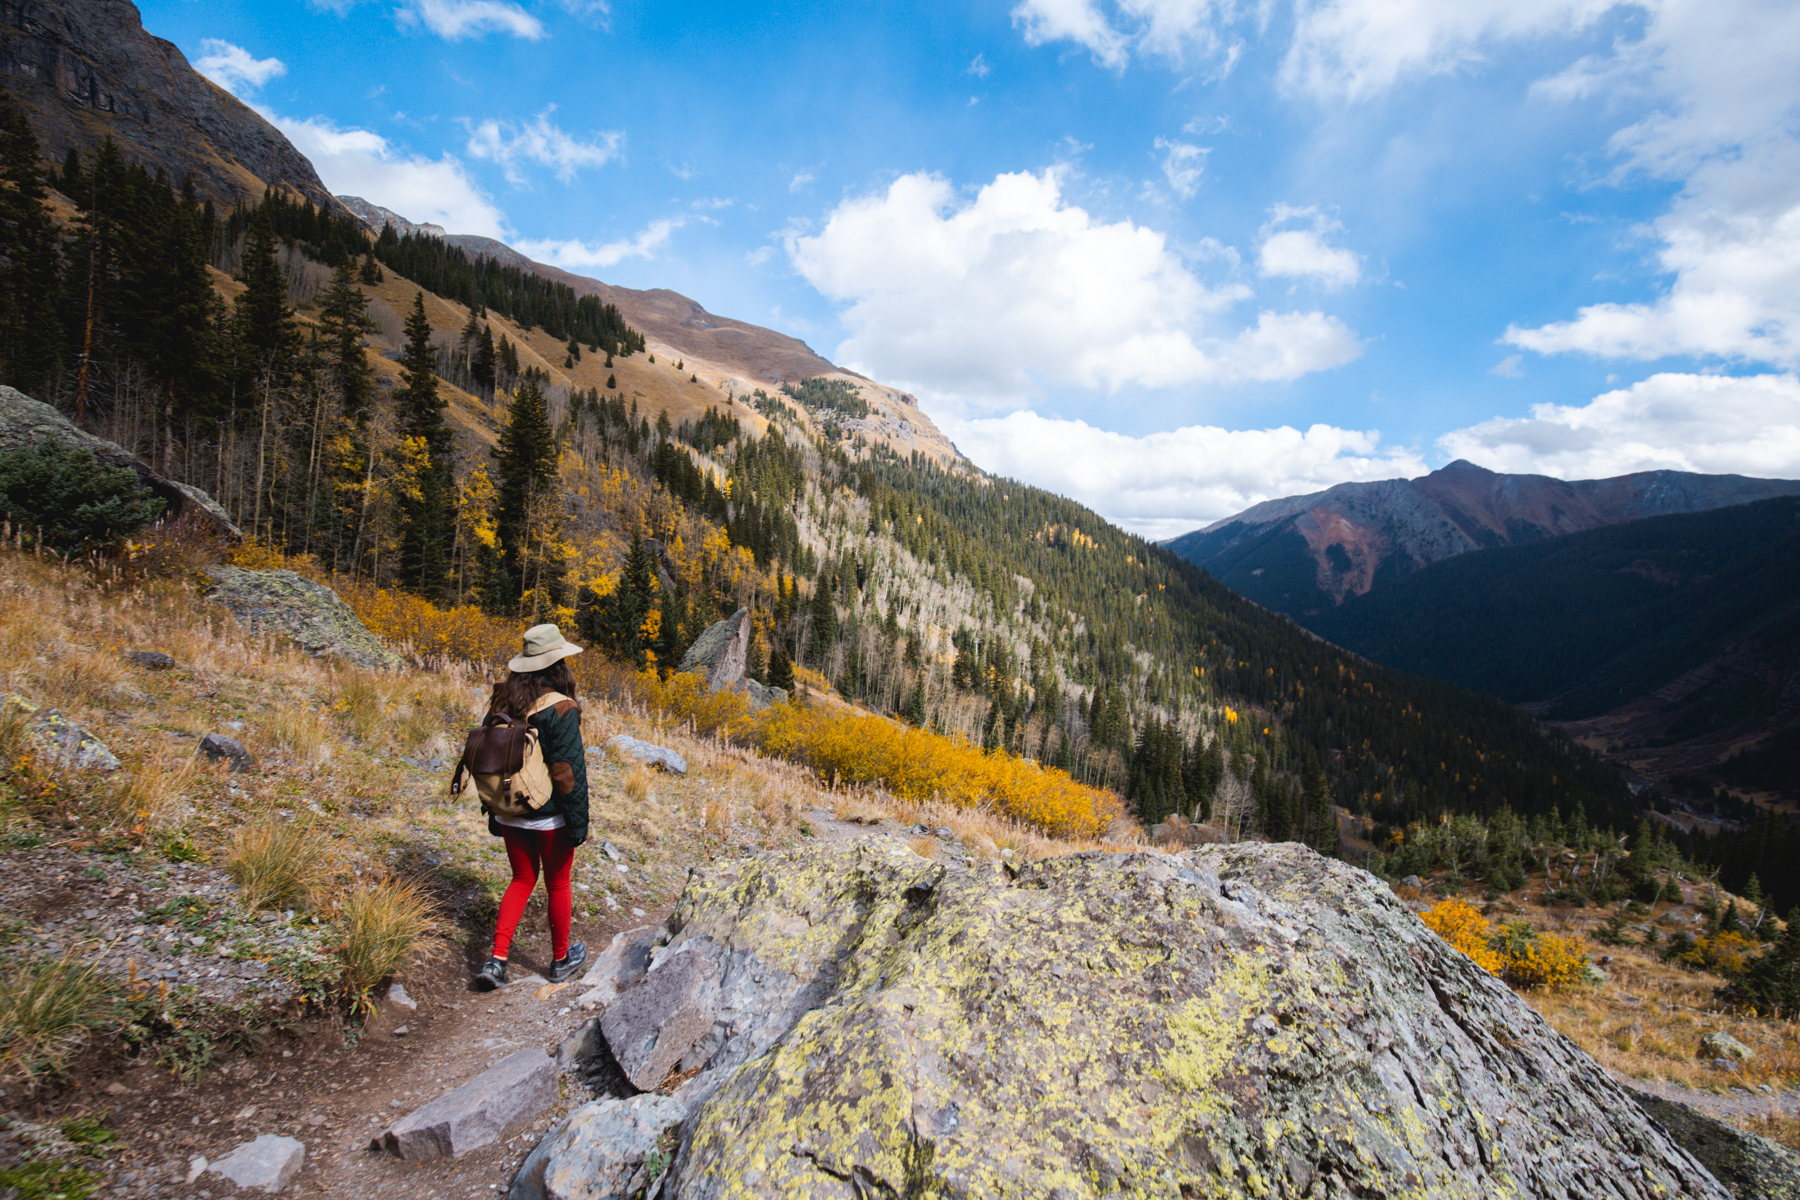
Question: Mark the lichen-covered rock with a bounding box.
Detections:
[574,839,1729,1199]
[1700,1030,1754,1061]
[675,608,749,692]
[4,694,119,771]
[537,1094,687,1200]
[205,568,400,670]
[0,387,238,537]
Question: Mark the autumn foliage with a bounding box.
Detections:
[1421,897,1590,990]
[283,563,1126,843]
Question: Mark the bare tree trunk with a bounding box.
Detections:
[252,371,273,539]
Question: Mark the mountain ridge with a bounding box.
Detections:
[1169,459,1800,617]
[0,0,339,211]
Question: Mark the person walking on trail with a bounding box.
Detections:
[474,624,590,990]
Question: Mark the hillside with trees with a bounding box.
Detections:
[7,81,1783,911]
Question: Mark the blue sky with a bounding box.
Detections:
[142,0,1800,537]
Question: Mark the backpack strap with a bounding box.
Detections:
[526,690,569,718]
[450,750,468,796]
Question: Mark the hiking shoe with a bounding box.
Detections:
[548,942,588,983]
[475,956,508,990]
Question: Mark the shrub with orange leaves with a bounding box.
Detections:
[1420,898,1504,973]
[1680,930,1757,976]
[1419,896,1591,990]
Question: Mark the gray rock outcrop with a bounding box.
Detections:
[526,839,1733,1199]
[675,608,749,692]
[574,925,656,1010]
[604,735,686,775]
[205,567,401,670]
[198,732,252,772]
[0,387,239,538]
[1630,1090,1799,1200]
[376,1048,556,1161]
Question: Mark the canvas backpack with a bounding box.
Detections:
[450,692,568,819]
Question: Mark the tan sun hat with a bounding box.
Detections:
[509,623,585,672]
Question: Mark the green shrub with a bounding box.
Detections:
[0,438,164,553]
[0,954,114,1084]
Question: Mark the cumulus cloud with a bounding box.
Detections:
[787,168,1360,406]
[401,0,545,40]
[1258,205,1361,289]
[1154,137,1208,198]
[195,40,286,95]
[1437,372,1800,478]
[513,217,685,270]
[266,111,510,238]
[940,410,1427,537]
[465,108,623,185]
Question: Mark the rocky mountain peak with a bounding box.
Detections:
[0,0,338,210]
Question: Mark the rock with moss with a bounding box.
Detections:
[4,693,119,771]
[675,608,749,692]
[0,386,239,539]
[537,839,1732,1199]
[205,568,401,670]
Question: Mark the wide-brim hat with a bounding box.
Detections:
[509,623,585,672]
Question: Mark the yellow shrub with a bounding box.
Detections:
[1680,930,1756,976]
[1419,898,1590,988]
[1420,898,1504,973]
[1507,932,1588,990]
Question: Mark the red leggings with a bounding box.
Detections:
[492,827,575,961]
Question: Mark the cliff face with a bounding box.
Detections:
[0,0,337,210]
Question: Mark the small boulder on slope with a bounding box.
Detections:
[376,1048,555,1161]
[205,567,401,670]
[529,839,1734,1199]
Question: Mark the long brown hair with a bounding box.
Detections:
[487,659,579,719]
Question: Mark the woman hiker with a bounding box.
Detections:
[475,623,591,990]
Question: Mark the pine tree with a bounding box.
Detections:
[491,374,558,600]
[0,88,62,393]
[394,290,453,594]
[768,644,795,693]
[601,529,657,668]
[317,260,376,422]
[808,572,836,660]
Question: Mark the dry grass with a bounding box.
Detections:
[261,703,334,766]
[0,952,113,1085]
[623,764,652,806]
[908,834,939,859]
[335,878,445,1010]
[98,745,196,831]
[702,793,732,835]
[227,817,334,912]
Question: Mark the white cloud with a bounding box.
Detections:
[1011,0,1245,71]
[1280,0,1616,101]
[789,172,815,193]
[195,40,286,95]
[401,0,545,40]
[968,53,992,77]
[1437,372,1800,478]
[464,108,623,185]
[1490,354,1525,377]
[1153,137,1208,198]
[1507,2,1800,369]
[513,218,684,270]
[265,110,510,238]
[1257,205,1361,289]
[788,168,1360,406]
[940,409,1427,537]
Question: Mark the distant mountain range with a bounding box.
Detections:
[1167,459,1800,618]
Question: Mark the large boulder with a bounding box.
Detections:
[205,568,400,670]
[675,608,750,692]
[0,386,239,538]
[534,840,1731,1199]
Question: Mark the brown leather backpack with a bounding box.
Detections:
[450,692,565,817]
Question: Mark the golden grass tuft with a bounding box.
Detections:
[702,793,732,835]
[623,763,652,806]
[335,878,445,1009]
[908,835,939,859]
[100,746,196,831]
[262,703,334,766]
[0,953,113,1085]
[227,817,333,912]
